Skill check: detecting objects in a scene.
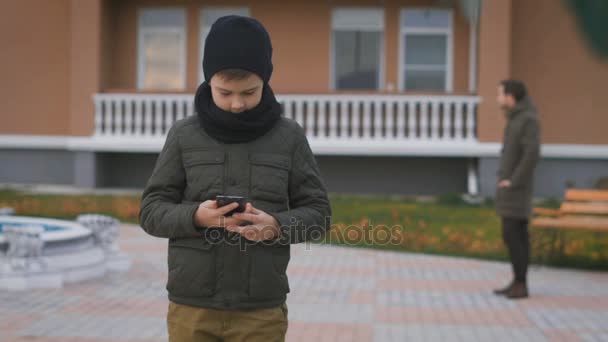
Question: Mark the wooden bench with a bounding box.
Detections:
[532,189,608,260]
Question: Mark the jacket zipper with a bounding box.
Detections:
[223,151,228,195]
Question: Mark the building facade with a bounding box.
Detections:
[1,0,607,197]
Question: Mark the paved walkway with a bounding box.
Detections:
[1,224,607,342]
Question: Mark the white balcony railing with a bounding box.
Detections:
[93,93,480,146]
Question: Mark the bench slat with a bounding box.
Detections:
[560,202,608,215]
[565,189,608,202]
[532,216,608,232]
[533,207,562,217]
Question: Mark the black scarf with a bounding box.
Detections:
[194,82,282,144]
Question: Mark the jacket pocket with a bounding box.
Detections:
[167,238,216,297]
[497,186,527,212]
[182,150,224,200]
[249,153,290,203]
[248,244,290,300]
[502,186,525,201]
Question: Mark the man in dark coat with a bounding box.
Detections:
[493,80,541,299]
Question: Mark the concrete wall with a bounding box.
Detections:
[315,156,469,195]
[3,148,605,200]
[479,157,608,199]
[94,153,470,195]
[96,152,158,188]
[86,153,586,198]
[0,150,75,185]
[0,149,470,195]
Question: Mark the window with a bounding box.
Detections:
[137,8,186,90]
[332,8,384,90]
[400,9,453,92]
[199,7,250,82]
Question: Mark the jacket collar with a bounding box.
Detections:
[507,96,535,119]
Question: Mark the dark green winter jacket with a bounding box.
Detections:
[495,97,541,219]
[139,115,332,310]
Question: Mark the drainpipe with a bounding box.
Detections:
[458,0,482,93]
[460,0,482,196]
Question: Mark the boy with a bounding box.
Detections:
[139,15,332,342]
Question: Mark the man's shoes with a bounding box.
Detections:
[505,281,528,299]
[493,281,513,296]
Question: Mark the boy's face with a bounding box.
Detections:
[209,73,264,113]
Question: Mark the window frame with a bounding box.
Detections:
[330,7,386,91]
[136,7,187,91]
[398,8,453,92]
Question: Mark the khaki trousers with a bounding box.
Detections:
[167,301,288,342]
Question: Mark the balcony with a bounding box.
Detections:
[91,93,481,156]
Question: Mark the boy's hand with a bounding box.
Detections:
[227,203,280,242]
[194,200,246,228]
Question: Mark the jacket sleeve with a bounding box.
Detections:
[270,131,332,244]
[139,124,201,239]
[510,117,541,188]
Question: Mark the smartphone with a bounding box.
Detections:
[216,195,246,216]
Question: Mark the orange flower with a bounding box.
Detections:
[390,208,400,221]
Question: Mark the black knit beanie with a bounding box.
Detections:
[202,15,273,83]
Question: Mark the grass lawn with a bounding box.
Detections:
[327,194,608,270]
[1,189,606,270]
